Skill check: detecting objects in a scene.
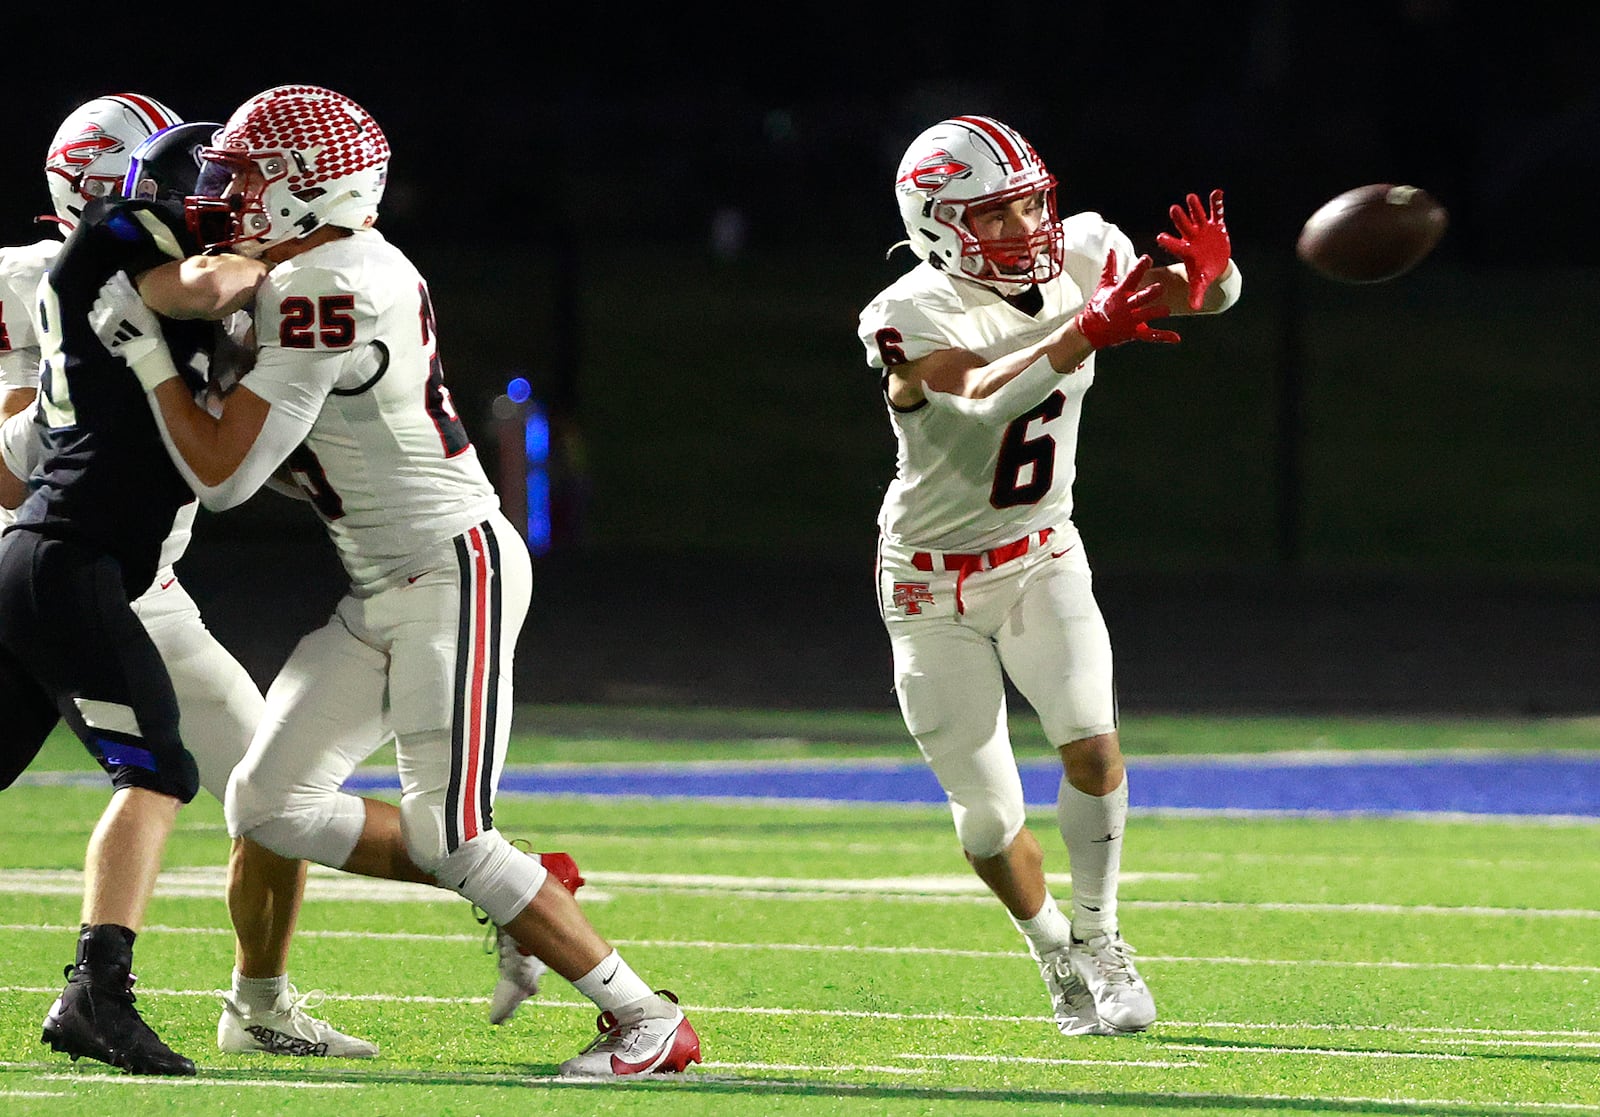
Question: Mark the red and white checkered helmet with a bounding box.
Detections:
[894,115,1064,291]
[44,93,182,230]
[188,85,389,253]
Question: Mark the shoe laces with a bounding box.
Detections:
[1036,950,1085,1003]
[579,990,681,1053]
[67,963,139,1003]
[279,984,330,1022]
[1081,934,1140,988]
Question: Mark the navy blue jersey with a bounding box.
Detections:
[9,197,212,598]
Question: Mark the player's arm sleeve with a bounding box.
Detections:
[150,346,337,511]
[863,290,1088,428]
[918,353,1075,427]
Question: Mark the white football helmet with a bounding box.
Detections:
[187,84,389,254]
[894,115,1064,291]
[44,93,183,230]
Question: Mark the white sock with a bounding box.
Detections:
[572,950,654,1014]
[1009,891,1073,957]
[1057,775,1128,938]
[232,970,288,1010]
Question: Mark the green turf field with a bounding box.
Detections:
[2,706,1597,1116]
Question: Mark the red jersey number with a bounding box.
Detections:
[279,295,357,349]
[874,327,908,367]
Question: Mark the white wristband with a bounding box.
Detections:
[129,345,181,393]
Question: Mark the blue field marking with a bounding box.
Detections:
[340,751,1600,818]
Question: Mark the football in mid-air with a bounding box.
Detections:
[1295,184,1448,283]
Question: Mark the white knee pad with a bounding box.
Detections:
[226,766,367,868]
[949,780,1027,859]
[900,674,1027,860]
[413,826,547,927]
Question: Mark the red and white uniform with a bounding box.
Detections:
[0,239,57,395]
[858,213,1135,845]
[219,228,531,866]
[863,212,1132,553]
[0,241,56,532]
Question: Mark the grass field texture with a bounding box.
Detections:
[1,706,1596,1116]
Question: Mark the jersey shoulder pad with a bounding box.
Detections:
[1059,211,1136,292]
[857,266,967,369]
[0,240,58,353]
[0,239,60,294]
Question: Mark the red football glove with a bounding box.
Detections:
[539,851,586,894]
[1154,188,1230,311]
[1074,252,1180,350]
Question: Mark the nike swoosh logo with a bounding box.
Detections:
[159,578,176,591]
[1090,831,1122,843]
[600,961,620,985]
[1050,548,1074,559]
[406,570,432,584]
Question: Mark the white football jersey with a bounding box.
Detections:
[0,239,58,392]
[244,229,500,592]
[858,212,1135,552]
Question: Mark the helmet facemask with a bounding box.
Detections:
[187,149,296,255]
[951,184,1066,291]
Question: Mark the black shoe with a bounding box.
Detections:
[42,966,196,1076]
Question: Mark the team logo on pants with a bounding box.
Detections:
[892,582,935,615]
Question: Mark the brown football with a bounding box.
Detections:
[1295,184,1448,283]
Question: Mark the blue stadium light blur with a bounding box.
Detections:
[508,376,551,554]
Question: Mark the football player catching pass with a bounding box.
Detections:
[858,115,1240,1035]
[93,84,700,1078]
[0,97,377,1063]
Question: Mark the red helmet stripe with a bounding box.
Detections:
[951,115,1029,171]
[108,93,177,134]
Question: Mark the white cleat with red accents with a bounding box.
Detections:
[481,849,586,1025]
[558,990,702,1078]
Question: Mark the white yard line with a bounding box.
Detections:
[899,1052,1198,1068]
[4,921,1598,975]
[696,1061,927,1075]
[1,984,1595,1046]
[1160,1042,1467,1060]
[34,1073,363,1089]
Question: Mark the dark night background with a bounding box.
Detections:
[5,6,1598,717]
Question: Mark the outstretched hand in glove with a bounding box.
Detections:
[89,272,180,391]
[1074,252,1181,350]
[1154,188,1230,311]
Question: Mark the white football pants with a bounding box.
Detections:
[226,513,534,885]
[877,525,1117,857]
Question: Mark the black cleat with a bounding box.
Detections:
[42,965,196,1076]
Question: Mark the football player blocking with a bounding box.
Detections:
[860,115,1241,1035]
[43,86,695,1078]
[0,95,372,1074]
